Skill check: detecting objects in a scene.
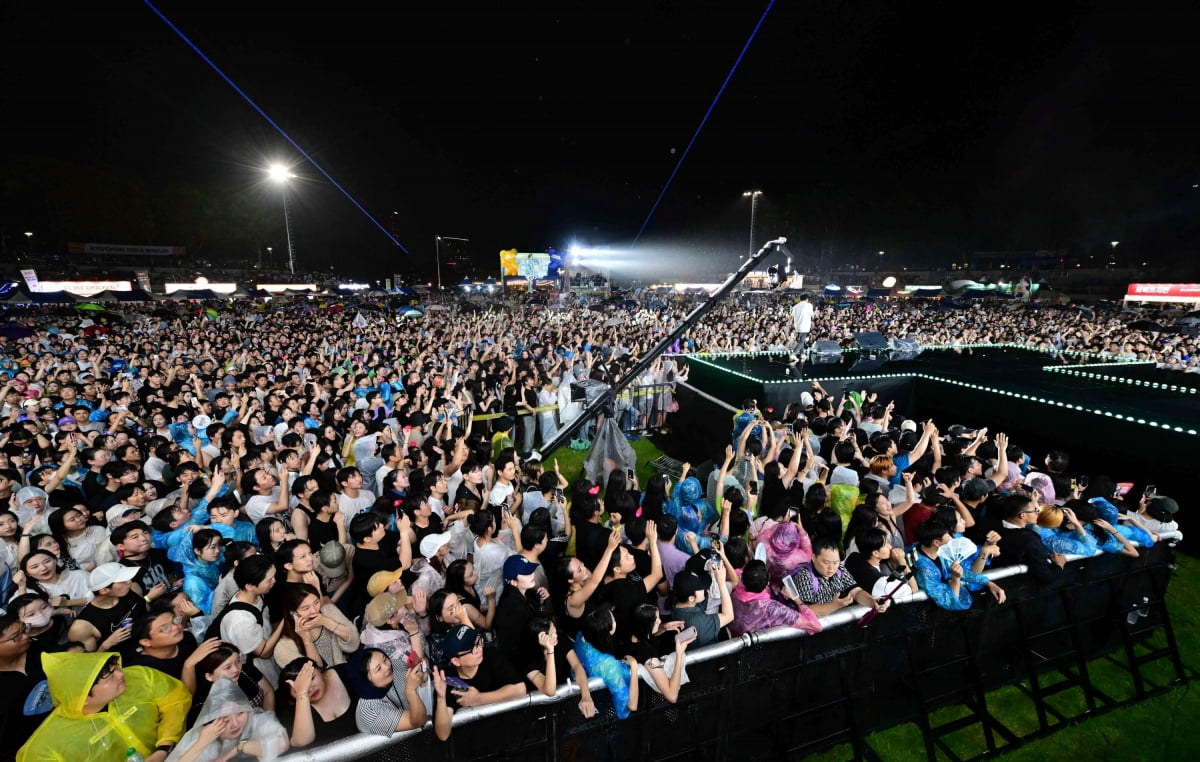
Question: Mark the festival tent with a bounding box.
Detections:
[112,289,159,302]
[0,286,78,304]
[86,291,123,303]
[162,289,219,300]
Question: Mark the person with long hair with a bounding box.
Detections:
[275,657,357,749]
[469,508,520,606]
[188,642,275,726]
[255,517,292,560]
[48,505,108,572]
[167,677,289,762]
[289,476,321,542]
[573,604,640,719]
[272,582,359,669]
[0,611,53,752]
[14,548,91,610]
[623,603,695,703]
[7,592,73,650]
[349,647,444,739]
[305,491,347,552]
[442,559,496,631]
[0,509,21,577]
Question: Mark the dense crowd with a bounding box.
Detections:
[0,292,1184,761]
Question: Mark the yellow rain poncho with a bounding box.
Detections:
[17,652,191,762]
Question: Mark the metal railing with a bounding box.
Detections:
[278,531,1184,762]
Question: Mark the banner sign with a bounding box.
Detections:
[1126,283,1200,298]
[134,271,152,292]
[37,280,131,296]
[68,242,186,256]
[19,269,39,292]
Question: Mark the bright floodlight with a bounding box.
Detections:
[267,164,293,184]
[882,276,897,288]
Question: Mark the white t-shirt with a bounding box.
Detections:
[791,301,814,333]
[338,489,376,526]
[488,480,515,508]
[244,494,277,524]
[373,464,395,497]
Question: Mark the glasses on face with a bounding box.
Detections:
[97,659,122,680]
[1021,509,1039,515]
[0,626,29,644]
[458,638,484,657]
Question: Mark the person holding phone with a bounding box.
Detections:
[670,559,734,648]
[787,538,890,618]
[729,560,822,637]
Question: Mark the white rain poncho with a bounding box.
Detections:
[166,678,288,762]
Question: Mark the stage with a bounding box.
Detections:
[677,346,1198,523]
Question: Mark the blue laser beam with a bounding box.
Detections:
[631,0,776,248]
[142,0,409,254]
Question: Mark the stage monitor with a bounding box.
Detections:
[809,341,842,364]
[853,332,889,351]
[892,338,922,361]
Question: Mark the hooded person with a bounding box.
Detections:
[760,520,813,586]
[17,651,191,762]
[663,477,719,555]
[14,486,51,535]
[165,678,288,762]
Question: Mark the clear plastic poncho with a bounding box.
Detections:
[166,678,288,762]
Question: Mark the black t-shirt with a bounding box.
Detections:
[844,553,885,593]
[0,646,50,762]
[276,688,359,748]
[76,591,147,642]
[28,616,72,653]
[491,586,539,669]
[599,576,650,642]
[574,521,611,571]
[122,632,198,680]
[628,546,652,579]
[445,649,527,710]
[121,548,177,593]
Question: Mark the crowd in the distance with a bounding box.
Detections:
[0,292,1183,762]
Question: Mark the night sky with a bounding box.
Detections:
[3,0,1199,280]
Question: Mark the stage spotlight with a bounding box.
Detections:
[882,276,897,288]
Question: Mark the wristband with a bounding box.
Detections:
[156,744,175,754]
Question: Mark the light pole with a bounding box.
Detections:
[267,165,296,275]
[24,231,33,255]
[741,190,762,258]
[435,236,469,291]
[1110,240,1119,268]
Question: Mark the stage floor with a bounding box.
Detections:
[688,348,1200,434]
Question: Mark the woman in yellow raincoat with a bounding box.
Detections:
[17,651,191,762]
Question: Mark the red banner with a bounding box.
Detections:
[1126,283,1200,298]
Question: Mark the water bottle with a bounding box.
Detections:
[126,748,145,762]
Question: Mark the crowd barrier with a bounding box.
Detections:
[278,532,1186,762]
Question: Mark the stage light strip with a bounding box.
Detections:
[917,373,1198,436]
[684,343,1147,363]
[1041,362,1197,394]
[142,0,410,254]
[690,356,1200,435]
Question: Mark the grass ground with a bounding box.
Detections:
[809,553,1200,762]
[556,437,1198,760]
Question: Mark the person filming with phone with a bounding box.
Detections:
[669,550,734,648]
